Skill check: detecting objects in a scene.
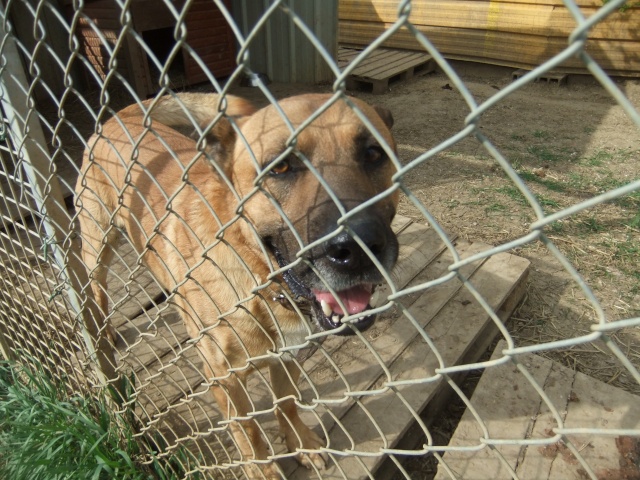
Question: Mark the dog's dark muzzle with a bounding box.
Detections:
[268,209,398,336]
[323,214,397,274]
[300,212,398,335]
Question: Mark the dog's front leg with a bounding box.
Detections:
[206,366,281,479]
[269,361,327,471]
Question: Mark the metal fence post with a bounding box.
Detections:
[0,15,117,385]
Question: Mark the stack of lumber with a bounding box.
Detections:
[339,0,640,77]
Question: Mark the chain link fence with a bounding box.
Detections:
[0,0,638,478]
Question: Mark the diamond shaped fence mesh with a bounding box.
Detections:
[0,0,638,479]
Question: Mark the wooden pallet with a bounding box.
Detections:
[107,215,530,478]
[340,47,435,94]
[512,68,568,85]
[435,340,640,480]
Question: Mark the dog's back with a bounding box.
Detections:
[75,93,255,328]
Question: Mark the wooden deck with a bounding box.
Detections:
[435,339,640,480]
[339,47,435,94]
[106,215,530,478]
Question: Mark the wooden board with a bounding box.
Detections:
[435,340,640,480]
[340,47,435,94]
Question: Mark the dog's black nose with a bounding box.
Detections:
[325,217,388,271]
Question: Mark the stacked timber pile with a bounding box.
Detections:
[339,0,640,77]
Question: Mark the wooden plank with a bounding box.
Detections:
[385,219,454,291]
[390,213,414,234]
[116,307,189,372]
[104,238,165,329]
[364,55,432,82]
[341,47,434,93]
[348,49,425,75]
[352,52,431,80]
[338,47,363,69]
[348,49,406,75]
[341,0,607,10]
[435,340,640,479]
[515,362,577,479]
[310,248,530,479]
[133,341,209,425]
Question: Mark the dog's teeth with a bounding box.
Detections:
[370,289,380,307]
[321,300,332,317]
[331,314,341,325]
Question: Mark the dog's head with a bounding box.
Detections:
[231,94,399,335]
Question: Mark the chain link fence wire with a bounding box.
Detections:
[0,0,638,478]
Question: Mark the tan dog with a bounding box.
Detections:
[75,92,399,478]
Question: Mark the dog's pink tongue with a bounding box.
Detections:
[314,285,371,315]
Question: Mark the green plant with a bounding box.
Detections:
[549,221,564,233]
[581,217,605,233]
[517,170,567,193]
[485,202,508,214]
[0,360,197,480]
[626,211,640,229]
[526,145,565,163]
[532,130,550,139]
[602,0,640,12]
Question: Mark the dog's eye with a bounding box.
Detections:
[268,159,291,175]
[364,145,386,165]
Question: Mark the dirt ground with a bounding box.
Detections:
[229,63,640,399]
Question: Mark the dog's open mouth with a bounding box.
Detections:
[311,284,377,334]
[267,241,378,335]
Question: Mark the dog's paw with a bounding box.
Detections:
[243,462,281,480]
[293,428,328,471]
[298,450,328,471]
[105,322,118,347]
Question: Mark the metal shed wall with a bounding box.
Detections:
[231,0,338,83]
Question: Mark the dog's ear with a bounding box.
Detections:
[225,96,257,118]
[373,105,394,129]
[202,117,235,152]
[194,117,237,173]
[195,96,256,157]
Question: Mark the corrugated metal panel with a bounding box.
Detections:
[231,0,338,83]
[339,0,640,77]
